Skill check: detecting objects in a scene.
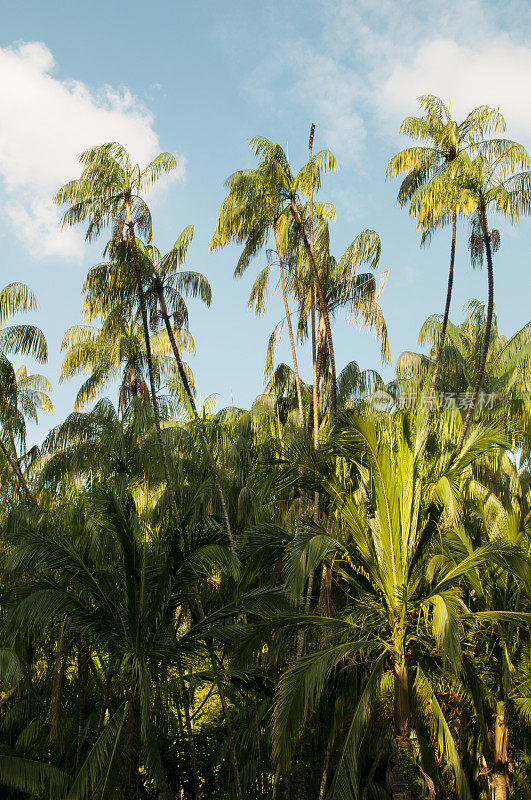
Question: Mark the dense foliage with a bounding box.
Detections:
[0,97,530,800]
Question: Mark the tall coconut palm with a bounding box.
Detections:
[55,142,180,520]
[210,135,340,416]
[386,95,507,413]
[411,141,530,448]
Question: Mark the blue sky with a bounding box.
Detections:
[2,0,531,442]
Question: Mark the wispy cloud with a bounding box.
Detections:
[0,42,185,259]
[375,35,531,150]
[243,0,531,159]
[244,38,365,161]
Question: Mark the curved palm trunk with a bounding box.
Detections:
[274,226,305,428]
[156,288,234,549]
[308,123,321,555]
[457,206,494,450]
[308,124,319,456]
[424,211,457,415]
[125,202,179,523]
[156,274,241,797]
[289,203,338,419]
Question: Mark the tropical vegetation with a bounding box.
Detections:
[0,96,530,800]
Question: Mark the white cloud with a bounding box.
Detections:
[244,0,531,161]
[375,36,531,149]
[0,41,185,259]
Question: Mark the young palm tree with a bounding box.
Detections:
[465,496,531,800]
[411,142,530,447]
[386,96,506,412]
[55,142,180,520]
[262,411,522,799]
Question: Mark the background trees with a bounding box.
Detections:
[0,100,529,800]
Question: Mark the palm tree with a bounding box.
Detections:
[0,363,52,509]
[60,305,191,413]
[411,141,530,447]
[0,283,48,506]
[386,95,506,413]
[141,233,237,548]
[210,135,340,415]
[262,411,522,799]
[465,495,531,800]
[396,301,531,448]
[289,220,389,419]
[55,142,180,520]
[1,486,232,799]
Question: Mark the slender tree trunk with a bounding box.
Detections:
[457,206,494,450]
[392,656,412,800]
[48,621,66,746]
[251,692,264,797]
[0,437,38,507]
[424,211,457,415]
[156,287,234,548]
[308,124,320,530]
[178,665,202,800]
[157,269,241,798]
[314,314,327,401]
[75,636,88,774]
[318,738,331,800]
[274,225,305,427]
[124,200,179,523]
[310,284,319,451]
[212,649,242,800]
[490,701,508,800]
[289,203,337,419]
